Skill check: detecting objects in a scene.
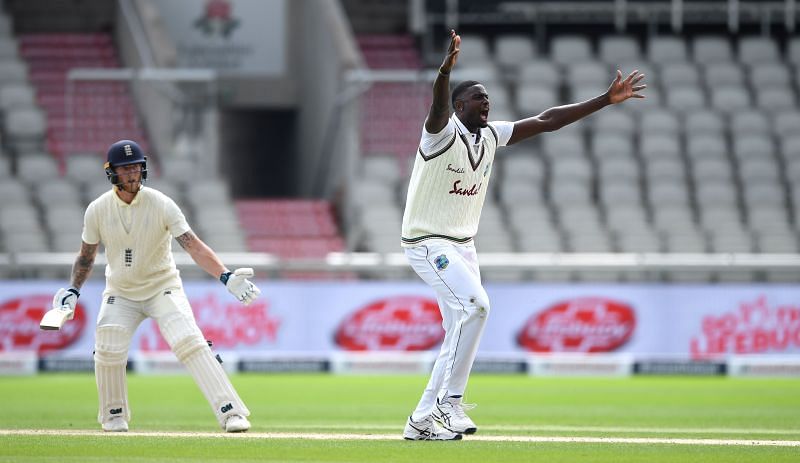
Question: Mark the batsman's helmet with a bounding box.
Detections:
[104,139,148,185]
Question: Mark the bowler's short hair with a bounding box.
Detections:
[451,80,482,109]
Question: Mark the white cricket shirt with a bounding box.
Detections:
[82,186,191,300]
[401,114,513,247]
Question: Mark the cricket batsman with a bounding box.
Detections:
[44,139,259,433]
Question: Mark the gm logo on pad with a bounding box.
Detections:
[124,144,133,156]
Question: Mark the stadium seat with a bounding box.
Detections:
[450,64,501,84]
[661,62,701,87]
[788,37,800,66]
[703,62,745,86]
[640,109,679,134]
[454,35,491,66]
[645,158,686,183]
[517,60,560,88]
[690,157,734,184]
[0,59,26,85]
[495,35,536,68]
[665,86,706,111]
[686,134,727,160]
[730,112,770,136]
[738,36,779,65]
[598,36,641,65]
[750,63,791,87]
[647,36,688,63]
[515,85,558,115]
[4,107,46,154]
[773,111,800,138]
[0,206,41,233]
[35,179,82,207]
[732,134,773,159]
[17,153,58,183]
[692,36,733,63]
[648,182,691,207]
[710,85,751,113]
[755,87,797,113]
[566,61,610,88]
[64,153,103,184]
[640,133,680,158]
[0,83,35,111]
[592,133,635,159]
[684,110,725,135]
[550,35,592,65]
[592,107,636,136]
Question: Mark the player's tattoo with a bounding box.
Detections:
[71,242,98,288]
[176,231,197,250]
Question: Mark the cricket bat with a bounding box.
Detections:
[40,306,73,331]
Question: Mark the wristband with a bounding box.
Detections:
[438,67,450,76]
[67,287,80,298]
[219,271,233,285]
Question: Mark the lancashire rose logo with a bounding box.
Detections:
[518,298,635,352]
[335,296,443,351]
[194,0,240,38]
[0,295,87,353]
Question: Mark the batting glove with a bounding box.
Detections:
[221,268,261,305]
[52,287,80,320]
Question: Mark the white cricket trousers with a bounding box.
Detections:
[405,240,490,421]
[94,287,249,429]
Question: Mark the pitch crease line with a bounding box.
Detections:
[1,429,799,447]
[274,423,800,435]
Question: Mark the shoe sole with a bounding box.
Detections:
[432,412,476,435]
[403,434,463,441]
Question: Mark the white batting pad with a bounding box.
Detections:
[94,324,132,425]
[174,334,250,427]
[158,312,249,428]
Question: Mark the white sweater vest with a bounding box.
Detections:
[401,122,499,247]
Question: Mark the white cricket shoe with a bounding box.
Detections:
[403,415,462,441]
[432,396,477,434]
[102,416,128,432]
[225,414,251,433]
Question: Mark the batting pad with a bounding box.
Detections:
[160,312,249,428]
[94,324,132,425]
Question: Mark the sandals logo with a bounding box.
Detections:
[335,296,444,350]
[194,0,240,38]
[518,298,636,352]
[0,295,87,353]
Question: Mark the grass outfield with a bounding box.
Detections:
[0,374,799,462]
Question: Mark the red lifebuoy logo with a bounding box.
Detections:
[335,296,444,351]
[518,298,636,352]
[0,295,87,353]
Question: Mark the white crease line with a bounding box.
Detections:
[0,429,798,447]
[275,423,800,435]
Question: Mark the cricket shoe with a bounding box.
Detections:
[403,415,462,441]
[432,396,477,435]
[225,414,251,433]
[102,416,128,432]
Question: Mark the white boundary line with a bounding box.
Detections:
[1,429,799,447]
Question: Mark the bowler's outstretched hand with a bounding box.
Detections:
[607,69,646,104]
[440,29,461,74]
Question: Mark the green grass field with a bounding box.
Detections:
[1,374,799,462]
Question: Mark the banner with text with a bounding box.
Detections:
[1,281,798,359]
